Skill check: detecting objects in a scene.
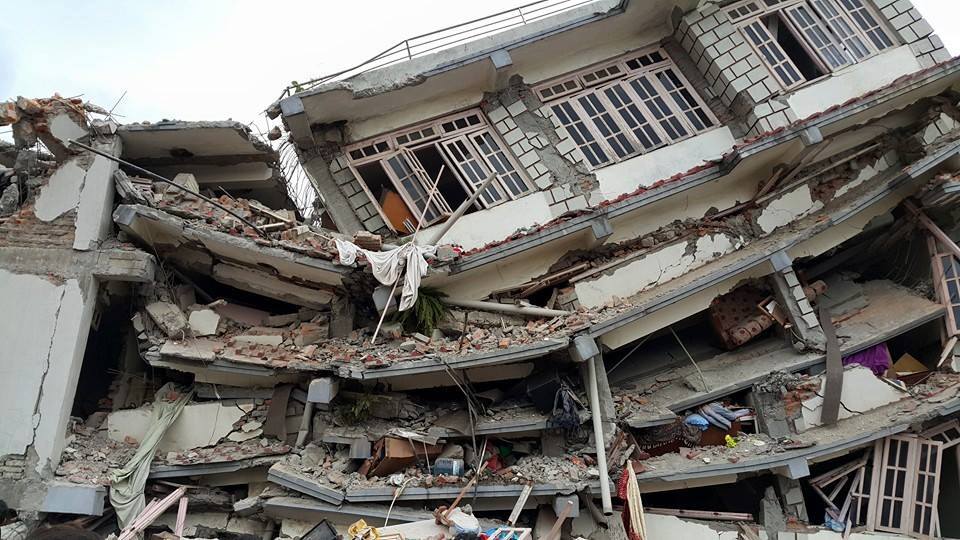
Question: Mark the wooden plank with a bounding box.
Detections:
[810,454,868,487]
[819,303,843,425]
[546,501,575,540]
[174,496,188,538]
[508,484,534,526]
[646,508,754,521]
[936,336,958,368]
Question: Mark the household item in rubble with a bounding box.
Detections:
[434,457,465,476]
[526,370,562,412]
[448,507,481,535]
[302,519,339,540]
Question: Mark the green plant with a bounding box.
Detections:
[394,287,449,335]
[336,394,374,425]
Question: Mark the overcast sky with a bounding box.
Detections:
[2,0,958,137]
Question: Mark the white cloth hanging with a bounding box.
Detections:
[336,239,437,311]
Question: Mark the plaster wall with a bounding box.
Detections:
[756,185,822,235]
[576,233,742,309]
[785,46,921,120]
[599,262,772,350]
[34,160,84,222]
[594,127,736,201]
[347,85,489,142]
[74,140,121,250]
[429,230,593,300]
[606,175,756,246]
[0,270,96,474]
[419,190,556,252]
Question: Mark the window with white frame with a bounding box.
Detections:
[728,0,897,90]
[345,110,533,233]
[535,49,717,170]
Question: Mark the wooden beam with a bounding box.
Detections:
[645,508,754,522]
[819,303,843,425]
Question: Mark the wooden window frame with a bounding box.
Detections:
[867,435,944,538]
[727,0,898,91]
[928,235,960,336]
[534,48,718,171]
[344,109,534,232]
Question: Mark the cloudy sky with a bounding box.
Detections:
[2,0,957,137]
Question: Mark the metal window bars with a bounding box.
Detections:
[279,0,602,100]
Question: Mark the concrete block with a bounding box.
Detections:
[188,309,220,337]
[145,301,189,337]
[503,128,525,145]
[349,438,372,459]
[487,106,509,124]
[553,495,580,518]
[307,377,339,404]
[41,482,106,516]
[590,216,613,242]
[108,401,251,452]
[519,150,540,168]
[506,99,528,117]
[570,335,600,363]
[234,333,283,346]
[770,251,792,272]
[555,137,576,156]
[490,49,513,70]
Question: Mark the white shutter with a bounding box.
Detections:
[741,19,805,88]
[440,136,506,208]
[784,3,851,70]
[809,0,874,60]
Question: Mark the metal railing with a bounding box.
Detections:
[281,0,600,99]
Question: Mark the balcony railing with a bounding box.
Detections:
[280,0,602,99]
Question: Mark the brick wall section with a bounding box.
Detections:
[325,153,389,234]
[874,0,950,68]
[485,87,597,217]
[676,0,948,137]
[0,206,77,248]
[675,4,796,137]
[0,454,26,480]
[486,101,553,190]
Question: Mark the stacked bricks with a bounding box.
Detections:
[873,0,950,68]
[326,153,389,234]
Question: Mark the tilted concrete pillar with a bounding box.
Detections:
[768,251,825,350]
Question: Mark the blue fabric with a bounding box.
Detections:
[684,413,710,431]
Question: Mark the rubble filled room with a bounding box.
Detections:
[5,0,960,539]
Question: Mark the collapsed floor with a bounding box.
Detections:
[6,72,960,540]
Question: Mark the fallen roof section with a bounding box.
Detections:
[439,57,960,277]
[114,204,346,308]
[619,280,944,428]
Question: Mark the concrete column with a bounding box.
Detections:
[769,252,825,350]
[774,476,809,522]
[300,156,364,235]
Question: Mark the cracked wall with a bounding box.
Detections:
[0,269,98,480]
[575,232,743,309]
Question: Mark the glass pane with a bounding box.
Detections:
[551,102,610,167]
[577,93,636,158]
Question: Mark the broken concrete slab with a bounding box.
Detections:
[107,401,252,452]
[798,365,907,431]
[188,309,220,336]
[145,301,189,337]
[40,481,106,516]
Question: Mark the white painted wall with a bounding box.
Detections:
[419,190,556,251]
[786,46,922,120]
[594,127,736,201]
[576,233,741,309]
[34,160,84,222]
[756,185,822,235]
[74,139,121,250]
[642,513,913,539]
[0,270,96,474]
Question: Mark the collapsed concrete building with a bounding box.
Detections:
[4,0,960,538]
